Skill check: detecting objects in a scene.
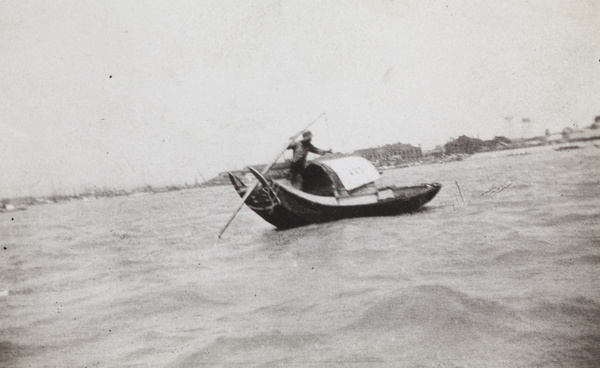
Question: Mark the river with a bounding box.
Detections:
[1,143,599,367]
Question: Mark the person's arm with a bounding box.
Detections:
[307,143,332,156]
[287,141,297,150]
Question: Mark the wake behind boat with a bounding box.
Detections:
[228,156,441,229]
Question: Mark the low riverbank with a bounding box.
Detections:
[0,183,207,213]
[2,141,594,213]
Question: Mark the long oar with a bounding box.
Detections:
[217,112,326,238]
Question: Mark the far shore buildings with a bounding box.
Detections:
[353,142,423,167]
[208,117,600,186]
[563,116,600,142]
[444,135,512,155]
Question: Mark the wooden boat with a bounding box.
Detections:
[228,156,441,229]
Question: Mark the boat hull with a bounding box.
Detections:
[228,172,441,229]
[274,181,441,224]
[228,173,309,229]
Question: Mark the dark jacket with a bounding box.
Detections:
[288,141,329,167]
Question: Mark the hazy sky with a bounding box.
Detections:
[2,1,599,197]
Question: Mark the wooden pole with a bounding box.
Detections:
[217,112,326,238]
[455,179,465,203]
[196,169,206,183]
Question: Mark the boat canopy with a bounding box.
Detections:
[301,156,381,196]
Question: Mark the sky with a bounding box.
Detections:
[1,0,599,197]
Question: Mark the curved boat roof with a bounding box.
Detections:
[304,156,380,192]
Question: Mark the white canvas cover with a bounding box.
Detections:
[320,157,381,191]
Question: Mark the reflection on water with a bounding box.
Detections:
[1,143,599,367]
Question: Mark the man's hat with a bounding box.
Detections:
[302,131,313,140]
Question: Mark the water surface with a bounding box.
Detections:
[1,144,599,367]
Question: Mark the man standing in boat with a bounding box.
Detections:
[287,131,332,186]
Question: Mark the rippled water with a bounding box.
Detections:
[1,143,599,367]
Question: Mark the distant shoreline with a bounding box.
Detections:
[1,139,596,213]
[0,182,210,213]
